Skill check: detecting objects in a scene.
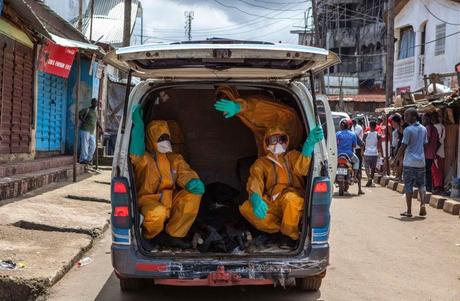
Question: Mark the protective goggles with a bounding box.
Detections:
[157,134,171,142]
[265,134,288,145]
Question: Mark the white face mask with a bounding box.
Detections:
[268,143,286,155]
[156,140,172,153]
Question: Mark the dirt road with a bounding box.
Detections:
[49,184,460,301]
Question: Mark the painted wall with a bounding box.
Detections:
[394,0,460,92]
[65,58,98,153]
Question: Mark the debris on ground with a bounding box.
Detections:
[77,257,92,267]
[0,260,26,270]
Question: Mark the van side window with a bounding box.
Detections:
[316,100,328,141]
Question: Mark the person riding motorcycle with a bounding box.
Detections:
[129,104,205,249]
[336,118,360,183]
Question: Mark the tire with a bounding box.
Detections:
[338,184,344,196]
[295,272,326,291]
[119,277,149,292]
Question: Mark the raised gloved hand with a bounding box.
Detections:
[214,98,241,119]
[301,125,324,157]
[129,104,145,156]
[250,192,268,219]
[185,178,205,195]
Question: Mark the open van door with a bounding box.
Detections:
[316,95,337,177]
[104,39,339,80]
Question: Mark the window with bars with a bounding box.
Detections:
[435,23,446,56]
[398,27,415,59]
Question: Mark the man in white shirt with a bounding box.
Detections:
[363,120,382,187]
[353,119,365,195]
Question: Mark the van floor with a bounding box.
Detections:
[142,236,294,255]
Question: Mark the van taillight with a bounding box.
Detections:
[114,206,129,217]
[113,182,127,193]
[111,177,131,229]
[311,177,331,243]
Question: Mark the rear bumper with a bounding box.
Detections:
[111,242,329,282]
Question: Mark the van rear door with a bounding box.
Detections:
[316,95,337,177]
[104,39,339,80]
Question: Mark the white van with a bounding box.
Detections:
[105,40,339,292]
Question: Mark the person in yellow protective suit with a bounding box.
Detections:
[239,124,324,249]
[214,85,304,157]
[129,104,204,250]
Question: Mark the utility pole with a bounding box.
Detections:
[384,0,395,176]
[89,0,94,41]
[312,0,326,94]
[123,0,132,47]
[185,11,194,41]
[78,0,83,31]
[385,0,395,107]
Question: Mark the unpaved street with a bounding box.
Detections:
[49,184,460,301]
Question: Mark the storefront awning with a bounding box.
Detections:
[48,33,100,51]
[5,0,103,55]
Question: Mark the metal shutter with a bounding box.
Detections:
[36,72,67,151]
[0,34,33,154]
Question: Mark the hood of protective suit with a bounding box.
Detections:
[145,120,171,153]
[216,85,240,101]
[263,126,290,155]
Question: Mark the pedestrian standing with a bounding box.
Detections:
[431,112,445,194]
[353,119,365,195]
[363,120,382,187]
[394,108,428,217]
[391,113,404,180]
[422,113,439,192]
[79,98,101,164]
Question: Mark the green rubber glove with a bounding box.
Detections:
[214,98,241,119]
[129,104,145,156]
[301,125,324,157]
[185,178,205,195]
[250,192,268,219]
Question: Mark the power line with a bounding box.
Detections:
[423,2,460,26]
[236,0,305,11]
[340,52,387,57]
[252,0,308,4]
[212,0,304,20]
[145,2,300,33]
[319,2,383,23]
[432,0,460,12]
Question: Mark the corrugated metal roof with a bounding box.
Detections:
[81,0,139,45]
[5,0,102,52]
[328,94,386,103]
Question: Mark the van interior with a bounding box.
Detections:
[131,83,310,255]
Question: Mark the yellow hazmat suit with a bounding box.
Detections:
[216,85,303,157]
[130,120,201,239]
[239,127,312,240]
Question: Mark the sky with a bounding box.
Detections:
[137,0,311,44]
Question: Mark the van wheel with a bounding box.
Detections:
[295,276,323,291]
[119,277,149,291]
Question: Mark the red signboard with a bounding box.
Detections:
[38,40,77,78]
[396,86,411,94]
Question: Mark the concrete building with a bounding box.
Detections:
[318,0,386,92]
[393,0,460,93]
[291,0,386,111]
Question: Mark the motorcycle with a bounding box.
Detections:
[335,153,354,196]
